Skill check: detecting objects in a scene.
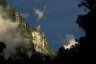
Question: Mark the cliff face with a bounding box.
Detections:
[0,0,55,58]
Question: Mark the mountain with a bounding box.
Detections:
[0,0,55,59]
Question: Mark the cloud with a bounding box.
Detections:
[63,34,79,50]
[34,8,44,21]
[0,10,32,59]
[20,13,30,19]
[37,25,41,30]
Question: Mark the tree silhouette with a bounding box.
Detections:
[0,42,6,64]
[0,42,6,53]
[55,44,79,64]
[77,0,96,63]
[79,0,96,12]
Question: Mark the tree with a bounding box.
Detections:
[79,0,96,12]
[0,42,6,53]
[0,42,6,64]
[77,0,96,63]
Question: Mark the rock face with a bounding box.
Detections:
[0,0,55,58]
[32,31,48,54]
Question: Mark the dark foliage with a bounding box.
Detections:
[0,42,6,64]
[53,45,79,64]
[77,0,96,63]
[0,42,6,53]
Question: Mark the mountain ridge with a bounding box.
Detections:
[0,0,55,59]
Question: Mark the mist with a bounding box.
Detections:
[0,8,32,59]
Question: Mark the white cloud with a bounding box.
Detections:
[34,8,44,21]
[20,13,30,19]
[37,25,41,30]
[63,34,79,50]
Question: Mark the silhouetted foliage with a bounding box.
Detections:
[54,45,79,64]
[77,0,96,63]
[0,42,6,64]
[79,0,96,12]
[0,42,6,53]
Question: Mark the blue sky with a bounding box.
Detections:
[6,0,85,50]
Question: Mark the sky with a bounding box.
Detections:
[6,0,85,51]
